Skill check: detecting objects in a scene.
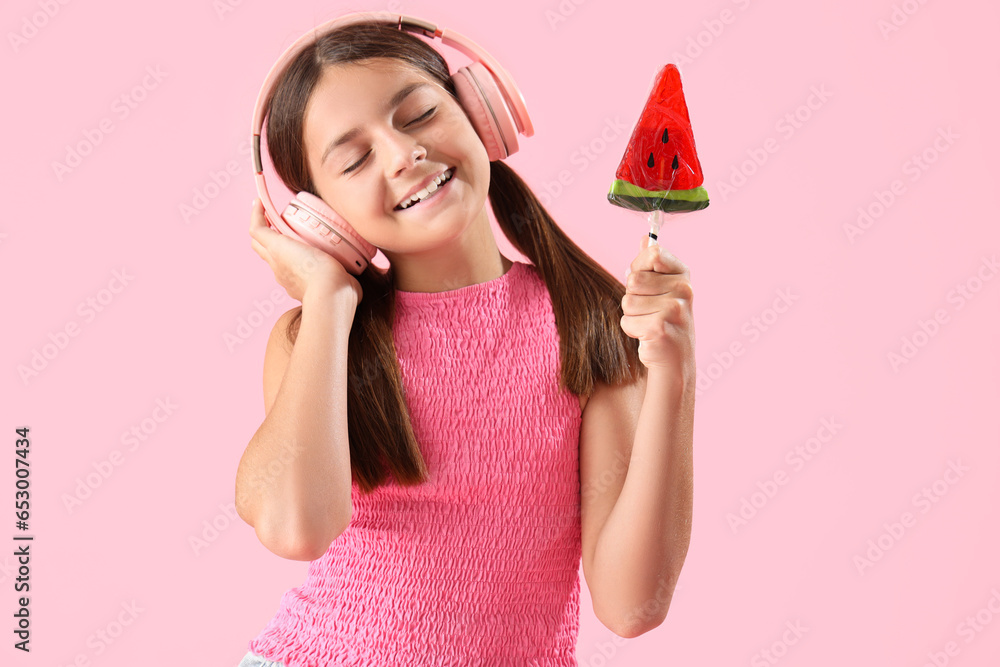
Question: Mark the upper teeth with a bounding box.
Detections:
[398,168,453,209]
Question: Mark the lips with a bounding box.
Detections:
[394,167,454,211]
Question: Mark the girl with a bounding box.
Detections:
[238,15,695,667]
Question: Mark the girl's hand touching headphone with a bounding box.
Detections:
[249,198,364,307]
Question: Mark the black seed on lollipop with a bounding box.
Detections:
[671,154,679,170]
[647,152,655,168]
[662,128,669,143]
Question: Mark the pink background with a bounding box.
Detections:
[3,0,999,664]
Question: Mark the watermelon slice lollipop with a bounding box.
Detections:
[608,64,709,216]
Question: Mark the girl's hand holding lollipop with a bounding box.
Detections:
[622,234,695,373]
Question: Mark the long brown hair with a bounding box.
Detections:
[265,21,645,493]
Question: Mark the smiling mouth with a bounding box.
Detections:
[394,167,455,211]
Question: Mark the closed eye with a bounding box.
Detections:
[342,107,438,175]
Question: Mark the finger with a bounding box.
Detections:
[626,234,654,280]
[622,292,665,316]
[250,237,272,264]
[250,236,264,256]
[623,289,689,315]
[620,309,669,339]
[249,199,275,235]
[626,271,690,297]
[249,199,262,233]
[656,244,689,274]
[622,299,689,329]
[631,233,688,276]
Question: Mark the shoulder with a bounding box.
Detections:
[581,372,647,420]
[516,261,556,311]
[262,306,303,415]
[267,306,302,352]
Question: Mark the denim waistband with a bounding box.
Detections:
[238,650,286,667]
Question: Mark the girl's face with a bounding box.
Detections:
[302,58,491,261]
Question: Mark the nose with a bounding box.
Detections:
[384,130,427,178]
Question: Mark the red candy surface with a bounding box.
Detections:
[614,64,705,192]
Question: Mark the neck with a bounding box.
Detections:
[387,207,512,294]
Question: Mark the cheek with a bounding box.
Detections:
[442,116,489,176]
[440,107,481,150]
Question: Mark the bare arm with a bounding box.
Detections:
[581,367,694,638]
[235,285,358,561]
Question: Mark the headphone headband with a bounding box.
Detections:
[251,11,533,171]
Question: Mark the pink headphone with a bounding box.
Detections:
[250,11,534,275]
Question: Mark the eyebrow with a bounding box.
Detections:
[320,81,431,165]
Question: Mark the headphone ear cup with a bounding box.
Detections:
[280,191,377,276]
[452,61,519,161]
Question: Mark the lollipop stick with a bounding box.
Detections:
[648,209,664,247]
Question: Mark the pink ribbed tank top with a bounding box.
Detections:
[247,260,583,666]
